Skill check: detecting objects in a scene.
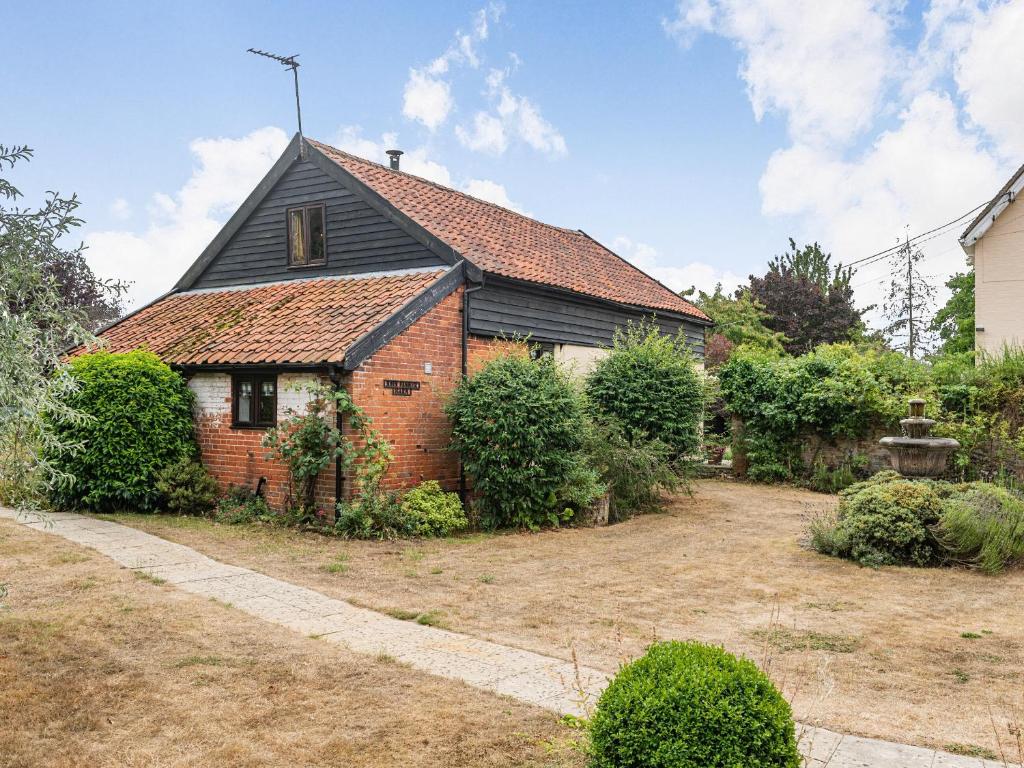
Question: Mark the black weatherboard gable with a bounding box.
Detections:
[174,133,302,292]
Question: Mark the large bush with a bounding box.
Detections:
[810,472,946,567]
[589,641,800,768]
[50,350,196,511]
[586,323,704,458]
[936,484,1024,573]
[447,352,601,529]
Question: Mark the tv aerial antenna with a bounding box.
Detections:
[247,48,305,155]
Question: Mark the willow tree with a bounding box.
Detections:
[0,145,121,507]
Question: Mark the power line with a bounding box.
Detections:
[845,201,988,268]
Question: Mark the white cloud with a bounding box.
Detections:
[612,236,743,294]
[760,92,1003,313]
[456,67,567,156]
[665,0,1023,322]
[956,0,1024,159]
[402,70,455,132]
[85,127,289,308]
[664,0,899,147]
[455,111,508,154]
[402,3,504,131]
[334,125,522,212]
[108,197,131,220]
[463,178,525,213]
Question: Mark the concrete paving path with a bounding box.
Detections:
[3,507,1012,768]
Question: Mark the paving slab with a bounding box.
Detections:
[1,505,1011,768]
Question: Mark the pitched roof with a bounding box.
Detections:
[90,269,447,366]
[961,161,1024,249]
[309,139,708,321]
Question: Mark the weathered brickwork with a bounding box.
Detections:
[348,289,464,493]
[465,335,527,374]
[189,372,335,513]
[187,289,526,511]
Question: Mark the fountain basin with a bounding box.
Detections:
[878,435,960,478]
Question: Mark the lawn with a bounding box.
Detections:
[106,479,1024,761]
[0,520,585,768]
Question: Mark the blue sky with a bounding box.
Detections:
[7,1,1023,320]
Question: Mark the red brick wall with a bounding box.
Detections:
[190,289,520,511]
[191,373,336,515]
[466,335,528,374]
[348,288,464,493]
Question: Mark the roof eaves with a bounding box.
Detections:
[573,229,710,322]
[960,162,1024,253]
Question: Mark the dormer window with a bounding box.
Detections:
[287,203,326,267]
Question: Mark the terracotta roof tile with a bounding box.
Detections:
[310,140,708,321]
[88,270,446,366]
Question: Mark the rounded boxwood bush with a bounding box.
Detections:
[50,350,197,511]
[812,472,945,567]
[586,323,703,458]
[590,641,800,768]
[447,351,599,529]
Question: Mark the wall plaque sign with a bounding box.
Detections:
[383,379,421,397]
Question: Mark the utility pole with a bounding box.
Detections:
[247,48,304,157]
[905,231,914,359]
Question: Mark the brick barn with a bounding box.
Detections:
[94,134,711,510]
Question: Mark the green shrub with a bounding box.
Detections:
[586,322,704,458]
[812,472,945,567]
[49,350,196,511]
[584,417,681,520]
[333,477,406,539]
[155,459,218,516]
[447,352,600,529]
[589,641,800,768]
[937,484,1024,573]
[214,486,274,524]
[400,481,467,537]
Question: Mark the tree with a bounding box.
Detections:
[930,270,974,357]
[686,284,786,360]
[882,236,937,359]
[0,145,117,507]
[746,240,865,356]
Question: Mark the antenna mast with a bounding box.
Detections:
[247,48,304,156]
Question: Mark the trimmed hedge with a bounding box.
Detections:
[50,350,197,511]
[590,641,800,768]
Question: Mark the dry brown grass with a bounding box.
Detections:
[107,479,1024,759]
[0,521,586,768]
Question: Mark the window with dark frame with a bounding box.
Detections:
[232,373,277,428]
[286,203,327,267]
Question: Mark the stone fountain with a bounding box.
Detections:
[879,399,960,478]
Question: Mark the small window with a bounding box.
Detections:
[287,203,327,267]
[233,374,277,428]
[530,342,555,360]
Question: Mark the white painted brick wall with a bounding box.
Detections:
[189,373,231,415]
[189,372,321,422]
[277,373,320,420]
